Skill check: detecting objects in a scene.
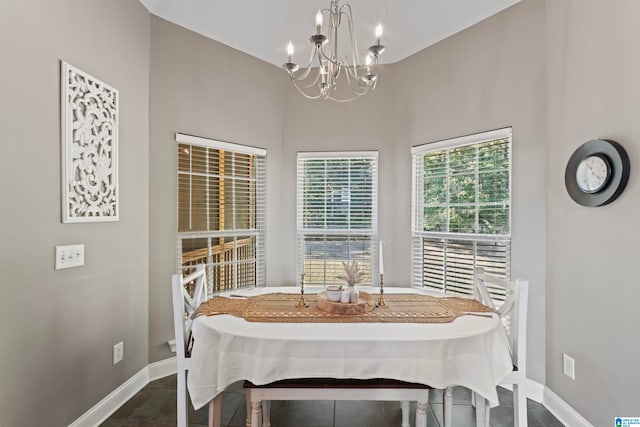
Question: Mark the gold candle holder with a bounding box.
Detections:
[377,273,387,307]
[296,273,308,308]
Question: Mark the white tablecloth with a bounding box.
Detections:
[188,286,512,409]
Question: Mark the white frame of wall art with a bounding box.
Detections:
[60,61,120,223]
[61,61,119,223]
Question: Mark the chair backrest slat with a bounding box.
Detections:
[172,264,208,362]
[474,267,528,374]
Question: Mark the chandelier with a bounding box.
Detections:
[283,0,386,102]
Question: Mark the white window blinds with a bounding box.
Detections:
[411,128,511,299]
[176,133,266,293]
[297,152,378,286]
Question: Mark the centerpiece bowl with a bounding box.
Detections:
[317,291,375,315]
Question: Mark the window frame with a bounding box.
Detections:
[296,151,379,286]
[176,133,267,293]
[411,128,512,297]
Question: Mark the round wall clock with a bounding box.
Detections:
[565,139,630,207]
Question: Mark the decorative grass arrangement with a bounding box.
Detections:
[336,261,365,287]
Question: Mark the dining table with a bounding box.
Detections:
[187,286,512,415]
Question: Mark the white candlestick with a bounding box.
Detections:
[379,241,384,275]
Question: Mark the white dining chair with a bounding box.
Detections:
[442,268,529,427]
[172,264,222,427]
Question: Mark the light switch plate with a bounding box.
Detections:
[113,341,124,365]
[55,244,84,270]
[563,353,575,380]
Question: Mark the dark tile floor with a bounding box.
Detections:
[100,375,565,427]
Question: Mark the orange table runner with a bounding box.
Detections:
[195,292,492,323]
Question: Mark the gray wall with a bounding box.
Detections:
[392,0,547,384]
[281,71,395,286]
[281,0,547,384]
[148,16,285,362]
[0,1,150,426]
[545,0,640,424]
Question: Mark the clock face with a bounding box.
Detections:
[576,155,610,193]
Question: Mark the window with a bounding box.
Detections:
[297,152,378,286]
[177,133,266,293]
[411,128,511,299]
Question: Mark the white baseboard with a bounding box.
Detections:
[69,358,177,427]
[68,366,149,427]
[501,379,590,425]
[148,356,177,381]
[543,387,593,427]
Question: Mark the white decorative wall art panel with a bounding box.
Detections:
[61,61,119,222]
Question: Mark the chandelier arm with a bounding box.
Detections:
[317,47,370,76]
[341,4,362,72]
[345,61,377,89]
[291,64,370,102]
[342,56,370,79]
[317,45,365,72]
[299,71,322,89]
[317,46,335,67]
[290,80,323,100]
[342,67,370,93]
[289,45,321,82]
[290,67,312,83]
[289,63,324,90]
[326,90,368,103]
[330,58,342,81]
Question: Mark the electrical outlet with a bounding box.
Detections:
[113,341,124,365]
[563,353,575,380]
[55,244,85,270]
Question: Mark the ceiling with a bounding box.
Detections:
[139,0,522,66]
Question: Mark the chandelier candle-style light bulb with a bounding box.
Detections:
[282,0,387,102]
[375,23,383,45]
[316,10,323,34]
[287,41,294,62]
